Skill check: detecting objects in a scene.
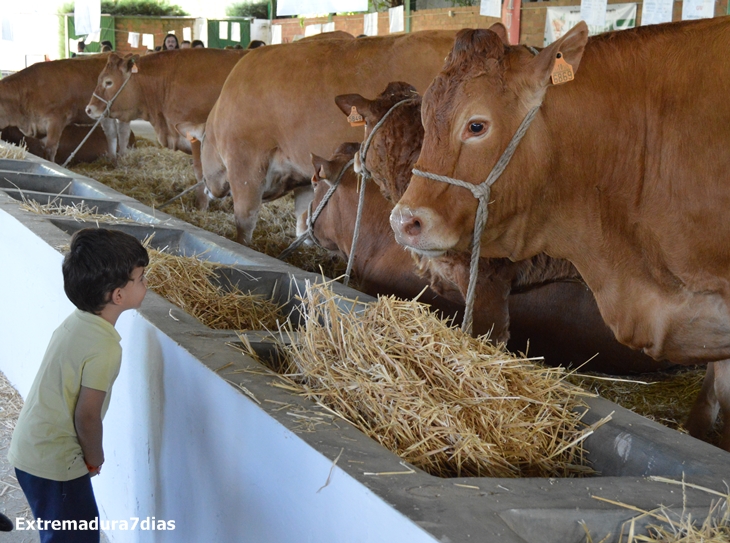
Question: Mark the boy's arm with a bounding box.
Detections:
[74,386,106,475]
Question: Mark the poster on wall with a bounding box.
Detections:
[580,0,608,27]
[544,3,636,45]
[277,0,367,16]
[641,0,673,25]
[682,0,714,20]
[389,5,404,33]
[480,0,501,18]
[364,12,378,36]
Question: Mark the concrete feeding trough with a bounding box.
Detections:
[1,151,729,543]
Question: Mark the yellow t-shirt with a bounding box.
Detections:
[8,310,122,481]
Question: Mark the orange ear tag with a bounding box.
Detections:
[550,52,574,85]
[347,106,365,127]
[131,65,139,74]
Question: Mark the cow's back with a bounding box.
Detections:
[209,31,456,171]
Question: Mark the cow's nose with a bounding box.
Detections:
[85,106,94,117]
[390,204,423,244]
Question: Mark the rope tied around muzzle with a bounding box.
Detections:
[62,70,135,168]
[411,104,540,336]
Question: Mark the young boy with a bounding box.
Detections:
[8,228,149,542]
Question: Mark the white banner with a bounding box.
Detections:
[252,19,272,44]
[183,27,192,41]
[127,32,140,48]
[641,0,673,25]
[545,3,636,45]
[74,0,101,35]
[480,0,501,18]
[581,0,608,27]
[231,22,241,42]
[219,22,228,40]
[682,0,714,20]
[323,22,335,33]
[271,24,282,44]
[363,12,378,36]
[305,24,322,36]
[277,0,367,16]
[142,33,154,49]
[389,5,404,33]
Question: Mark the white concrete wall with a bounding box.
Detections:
[0,207,439,543]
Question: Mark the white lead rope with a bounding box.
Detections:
[62,72,134,168]
[412,105,540,335]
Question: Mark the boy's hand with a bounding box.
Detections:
[75,386,106,470]
[85,460,102,477]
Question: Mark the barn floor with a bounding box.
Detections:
[0,371,110,542]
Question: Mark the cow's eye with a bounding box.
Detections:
[104,80,113,87]
[469,122,485,134]
[462,119,489,140]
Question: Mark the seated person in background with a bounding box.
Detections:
[163,33,179,50]
[191,39,205,48]
[247,40,266,49]
[101,44,112,52]
[101,40,113,51]
[180,40,191,49]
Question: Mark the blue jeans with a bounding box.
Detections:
[15,468,99,543]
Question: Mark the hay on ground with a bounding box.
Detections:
[18,198,137,225]
[244,281,604,479]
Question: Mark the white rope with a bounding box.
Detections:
[412,105,540,335]
[62,70,134,168]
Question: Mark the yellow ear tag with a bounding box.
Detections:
[347,106,365,127]
[550,52,574,85]
[131,64,139,74]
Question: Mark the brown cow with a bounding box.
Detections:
[0,55,129,162]
[85,49,248,207]
[327,83,665,373]
[391,19,730,447]
[201,30,459,245]
[1,125,136,166]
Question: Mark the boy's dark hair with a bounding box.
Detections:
[191,39,204,48]
[63,228,149,314]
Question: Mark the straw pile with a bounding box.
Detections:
[0,138,27,160]
[251,282,603,479]
[68,143,346,279]
[146,246,284,331]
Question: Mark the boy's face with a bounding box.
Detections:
[118,266,148,310]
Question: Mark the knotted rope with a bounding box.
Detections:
[62,71,134,168]
[412,104,540,335]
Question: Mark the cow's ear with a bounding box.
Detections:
[488,23,509,45]
[175,122,205,142]
[529,21,588,88]
[311,153,328,185]
[334,93,370,119]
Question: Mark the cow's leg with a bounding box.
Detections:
[99,117,119,159]
[190,139,209,210]
[686,362,719,442]
[116,120,131,155]
[231,181,265,245]
[41,124,63,163]
[293,185,314,238]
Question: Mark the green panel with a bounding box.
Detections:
[207,19,251,49]
[67,15,115,55]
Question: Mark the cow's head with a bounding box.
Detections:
[302,142,360,255]
[334,82,422,203]
[391,23,588,259]
[86,53,140,120]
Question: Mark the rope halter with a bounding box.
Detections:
[412,104,540,336]
[277,158,355,261]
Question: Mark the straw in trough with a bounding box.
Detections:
[0,138,27,160]
[244,281,606,479]
[145,245,284,331]
[586,477,730,543]
[18,197,137,225]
